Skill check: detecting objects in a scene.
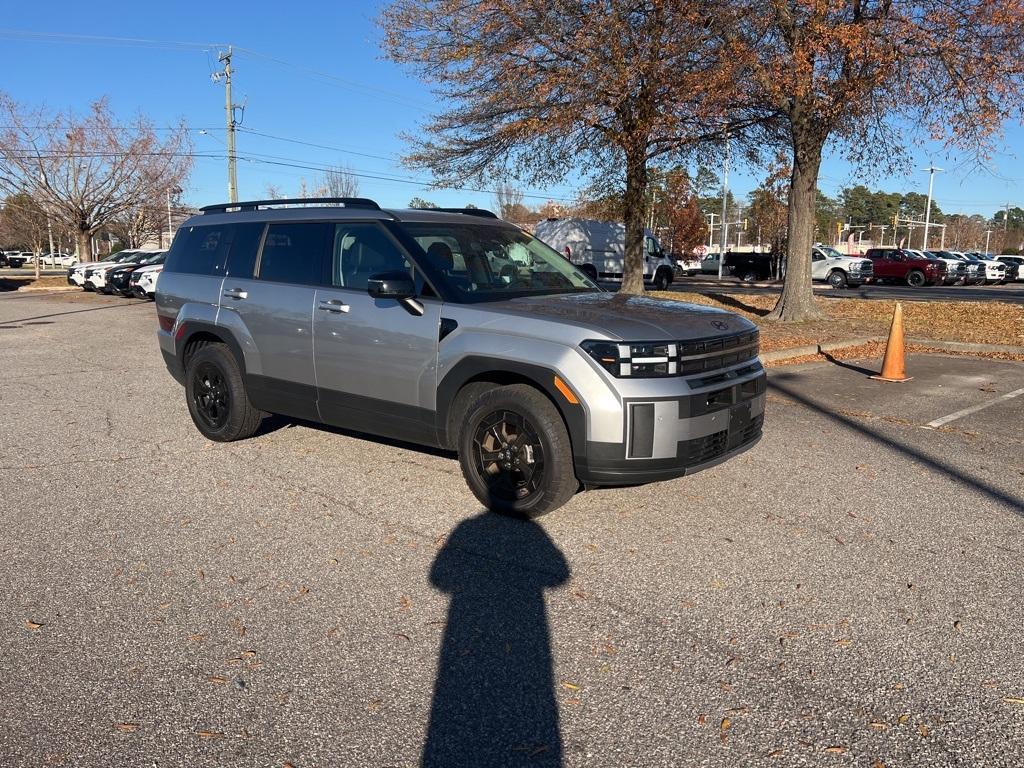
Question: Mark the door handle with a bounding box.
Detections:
[223,288,248,300]
[318,299,350,313]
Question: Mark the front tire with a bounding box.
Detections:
[827,269,848,289]
[906,270,926,287]
[457,384,578,517]
[184,343,264,442]
[652,268,671,291]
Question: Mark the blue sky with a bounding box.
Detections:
[2,2,1021,220]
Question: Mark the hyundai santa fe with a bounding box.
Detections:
[156,198,765,516]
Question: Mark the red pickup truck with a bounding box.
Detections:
[863,248,946,287]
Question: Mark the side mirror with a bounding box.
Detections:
[367,271,415,300]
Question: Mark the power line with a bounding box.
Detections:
[231,47,434,111]
[235,127,402,164]
[0,29,224,50]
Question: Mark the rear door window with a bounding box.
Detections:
[225,223,266,279]
[257,223,332,286]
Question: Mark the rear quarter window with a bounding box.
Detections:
[164,225,232,276]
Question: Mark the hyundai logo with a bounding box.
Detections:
[710,320,730,331]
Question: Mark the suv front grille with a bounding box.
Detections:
[679,330,759,375]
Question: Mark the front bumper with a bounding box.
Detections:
[574,369,767,485]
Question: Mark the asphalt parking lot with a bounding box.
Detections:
[1,292,1022,768]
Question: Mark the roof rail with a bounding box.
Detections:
[199,197,381,214]
[415,206,499,219]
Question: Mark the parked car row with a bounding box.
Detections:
[1,251,80,268]
[696,247,1021,288]
[66,249,166,299]
[863,248,1020,286]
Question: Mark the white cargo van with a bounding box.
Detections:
[533,218,676,290]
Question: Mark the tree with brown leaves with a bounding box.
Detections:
[380,0,756,293]
[723,0,1024,320]
[0,96,192,262]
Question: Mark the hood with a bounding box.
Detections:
[469,291,756,341]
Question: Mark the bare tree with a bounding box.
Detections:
[493,182,527,221]
[106,197,165,249]
[0,96,192,262]
[320,165,360,198]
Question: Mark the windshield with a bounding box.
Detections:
[817,246,843,259]
[399,222,600,302]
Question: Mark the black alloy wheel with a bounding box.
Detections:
[473,409,546,504]
[191,362,230,431]
[456,384,578,517]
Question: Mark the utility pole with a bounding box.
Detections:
[921,164,943,250]
[216,47,239,204]
[718,126,730,280]
[706,212,719,251]
[985,229,993,254]
[1005,202,1012,232]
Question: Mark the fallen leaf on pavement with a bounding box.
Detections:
[918,724,929,737]
[208,676,227,685]
[561,681,580,691]
[114,723,139,733]
[24,619,43,630]
[197,730,224,738]
[824,745,847,754]
[720,717,731,743]
[1004,697,1024,705]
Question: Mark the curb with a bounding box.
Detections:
[762,336,1024,363]
[761,337,882,362]
[15,285,80,293]
[906,338,1024,355]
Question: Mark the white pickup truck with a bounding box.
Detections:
[810,245,874,288]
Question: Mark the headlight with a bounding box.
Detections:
[581,340,675,377]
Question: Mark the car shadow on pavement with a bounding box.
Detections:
[253,414,455,458]
[423,511,570,767]
[769,377,1024,515]
[0,300,145,325]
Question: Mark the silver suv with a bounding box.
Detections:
[156,198,765,516]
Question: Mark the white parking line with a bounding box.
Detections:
[924,387,1024,429]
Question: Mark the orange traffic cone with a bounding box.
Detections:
[870,302,912,383]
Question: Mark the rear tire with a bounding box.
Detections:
[457,384,577,517]
[906,270,926,287]
[184,343,264,442]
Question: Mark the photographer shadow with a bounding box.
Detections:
[423,511,570,767]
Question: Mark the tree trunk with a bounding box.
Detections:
[620,147,648,295]
[766,131,824,322]
[76,228,93,263]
